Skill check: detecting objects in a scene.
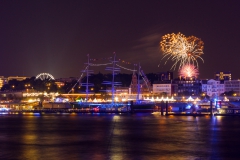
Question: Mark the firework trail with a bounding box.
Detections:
[159,32,204,70]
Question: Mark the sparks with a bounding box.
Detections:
[159,32,204,70]
[179,64,199,78]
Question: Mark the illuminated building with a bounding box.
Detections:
[106,86,129,94]
[174,79,201,96]
[0,91,23,99]
[224,80,240,96]
[152,81,177,96]
[115,87,129,94]
[201,79,224,97]
[55,81,64,88]
[0,76,7,88]
[7,76,28,81]
[215,71,231,80]
[130,73,138,94]
[129,73,151,94]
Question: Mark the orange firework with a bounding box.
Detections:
[160,32,204,70]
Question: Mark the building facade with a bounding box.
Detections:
[0,76,7,88]
[129,73,151,94]
[152,81,177,96]
[224,80,240,96]
[202,79,224,97]
[7,76,28,81]
[174,79,201,96]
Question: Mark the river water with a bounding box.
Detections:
[0,113,240,160]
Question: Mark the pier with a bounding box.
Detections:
[1,101,240,116]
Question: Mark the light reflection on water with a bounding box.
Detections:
[0,114,240,159]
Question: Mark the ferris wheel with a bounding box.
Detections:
[35,73,55,80]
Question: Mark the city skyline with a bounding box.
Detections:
[0,1,240,79]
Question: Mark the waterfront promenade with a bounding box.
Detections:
[1,100,240,116]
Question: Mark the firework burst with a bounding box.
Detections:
[159,32,204,70]
[179,64,199,78]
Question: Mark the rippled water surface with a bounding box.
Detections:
[1,113,240,159]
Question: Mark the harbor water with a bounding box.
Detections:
[1,113,240,159]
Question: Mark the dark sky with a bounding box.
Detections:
[0,0,240,79]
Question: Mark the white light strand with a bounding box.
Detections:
[116,64,137,72]
[68,66,88,94]
[139,71,150,92]
[89,63,112,66]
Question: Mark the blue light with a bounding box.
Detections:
[89,103,103,106]
[0,108,10,111]
[186,105,191,109]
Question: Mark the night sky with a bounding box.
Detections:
[1,1,240,79]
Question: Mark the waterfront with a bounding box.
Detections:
[1,113,240,159]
